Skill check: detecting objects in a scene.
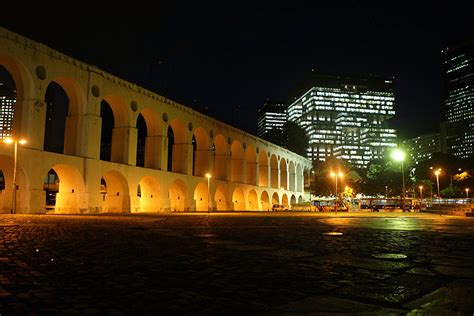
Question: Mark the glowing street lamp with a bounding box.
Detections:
[391,148,406,211]
[3,138,27,214]
[419,186,423,199]
[434,169,441,198]
[330,171,344,214]
[205,173,212,212]
[466,188,470,199]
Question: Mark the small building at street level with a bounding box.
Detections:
[0,27,312,214]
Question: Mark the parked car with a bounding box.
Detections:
[272,204,288,211]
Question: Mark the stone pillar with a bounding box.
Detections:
[12,97,46,151]
[194,149,210,177]
[111,126,137,165]
[67,113,102,159]
[173,142,192,175]
[145,135,165,169]
[253,160,260,186]
[232,158,246,183]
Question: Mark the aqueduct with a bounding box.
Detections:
[0,27,311,214]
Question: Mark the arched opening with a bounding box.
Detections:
[43,169,59,211]
[282,194,289,208]
[280,158,288,190]
[261,191,270,211]
[138,108,161,169]
[245,145,257,185]
[169,119,187,174]
[167,125,174,172]
[270,154,278,189]
[43,164,86,213]
[298,196,303,204]
[100,100,114,161]
[272,192,280,206]
[0,66,16,139]
[193,182,209,212]
[44,82,69,153]
[290,194,296,206]
[215,185,227,211]
[258,150,268,187]
[193,127,209,177]
[231,140,244,183]
[136,113,147,167]
[289,161,296,191]
[101,170,130,213]
[138,176,160,212]
[232,187,245,211]
[304,168,311,190]
[0,155,28,213]
[296,164,303,193]
[0,170,5,191]
[169,179,187,212]
[247,189,258,210]
[213,134,227,180]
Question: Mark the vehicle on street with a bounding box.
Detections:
[272,204,288,211]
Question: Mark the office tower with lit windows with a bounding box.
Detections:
[0,83,15,139]
[403,132,441,165]
[287,73,397,168]
[442,39,474,159]
[256,100,287,138]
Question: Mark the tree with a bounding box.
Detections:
[262,122,309,156]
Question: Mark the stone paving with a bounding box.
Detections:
[0,212,473,315]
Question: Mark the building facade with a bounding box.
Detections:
[442,39,474,159]
[256,100,287,138]
[0,83,15,139]
[288,73,397,168]
[403,132,441,165]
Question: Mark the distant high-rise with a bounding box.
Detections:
[0,83,15,139]
[442,39,474,159]
[287,73,397,168]
[256,100,286,138]
[403,132,441,165]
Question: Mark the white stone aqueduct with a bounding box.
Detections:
[0,27,312,213]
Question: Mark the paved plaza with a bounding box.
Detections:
[0,212,473,315]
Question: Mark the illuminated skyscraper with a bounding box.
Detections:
[403,132,441,165]
[0,83,15,139]
[442,39,474,159]
[257,100,286,138]
[287,73,397,168]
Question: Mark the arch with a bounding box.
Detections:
[136,113,147,167]
[0,154,28,213]
[214,185,227,211]
[245,144,257,185]
[0,56,35,141]
[272,192,280,206]
[247,189,258,210]
[298,196,303,204]
[290,194,296,206]
[261,191,270,211]
[193,127,209,177]
[0,66,16,139]
[101,95,129,164]
[44,164,86,213]
[193,182,209,212]
[231,140,244,183]
[169,179,187,212]
[213,134,228,180]
[167,125,174,172]
[258,149,268,187]
[138,176,160,212]
[282,194,289,208]
[270,154,279,189]
[280,158,288,190]
[137,108,161,169]
[168,119,187,174]
[232,187,245,211]
[304,168,311,189]
[289,161,296,191]
[101,170,130,213]
[296,163,303,193]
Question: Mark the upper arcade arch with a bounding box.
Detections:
[231,140,244,183]
[193,127,209,177]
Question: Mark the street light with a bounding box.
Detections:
[466,188,470,199]
[3,138,27,214]
[434,169,441,198]
[205,173,212,212]
[419,185,423,200]
[330,171,343,214]
[391,148,406,211]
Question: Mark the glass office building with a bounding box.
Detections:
[442,39,474,159]
[288,73,397,168]
[257,101,287,138]
[403,132,441,165]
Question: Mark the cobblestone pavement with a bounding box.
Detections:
[0,212,473,315]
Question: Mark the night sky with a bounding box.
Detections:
[2,1,473,139]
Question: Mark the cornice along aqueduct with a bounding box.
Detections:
[0,26,312,213]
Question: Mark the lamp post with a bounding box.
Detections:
[392,148,406,211]
[4,138,27,214]
[205,173,212,212]
[330,171,343,214]
[419,185,423,200]
[434,169,441,198]
[466,188,470,199]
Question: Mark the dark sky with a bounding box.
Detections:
[2,1,474,139]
